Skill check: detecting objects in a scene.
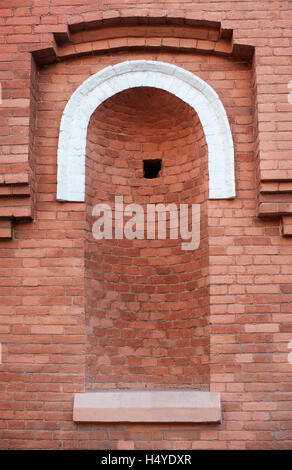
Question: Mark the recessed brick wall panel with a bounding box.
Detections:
[0,0,291,451]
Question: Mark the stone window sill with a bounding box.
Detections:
[73,390,221,423]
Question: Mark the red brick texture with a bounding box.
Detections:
[0,0,292,450]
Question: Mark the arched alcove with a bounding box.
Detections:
[85,87,210,390]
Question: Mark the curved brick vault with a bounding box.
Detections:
[85,86,210,391]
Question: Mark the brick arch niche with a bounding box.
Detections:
[53,59,238,422]
[53,58,238,422]
[78,82,223,423]
[85,86,210,391]
[67,60,236,422]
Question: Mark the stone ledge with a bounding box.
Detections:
[73,390,221,423]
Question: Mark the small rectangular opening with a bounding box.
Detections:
[143,159,162,179]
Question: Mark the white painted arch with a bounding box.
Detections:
[57,60,235,201]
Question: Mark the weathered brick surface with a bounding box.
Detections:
[0,0,292,450]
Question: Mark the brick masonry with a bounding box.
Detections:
[0,0,292,450]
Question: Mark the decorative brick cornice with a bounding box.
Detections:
[259,180,292,237]
[30,17,253,66]
[0,173,32,239]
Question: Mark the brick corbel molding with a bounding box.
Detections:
[30,16,254,66]
[259,181,292,236]
[0,56,37,239]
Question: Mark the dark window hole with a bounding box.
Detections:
[143,159,162,179]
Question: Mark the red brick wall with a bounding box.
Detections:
[0,0,292,450]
